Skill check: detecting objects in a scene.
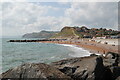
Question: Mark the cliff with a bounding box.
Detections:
[51,26,82,39]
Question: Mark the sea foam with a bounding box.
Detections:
[58,44,92,57]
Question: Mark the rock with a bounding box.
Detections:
[90,54,98,57]
[94,56,113,80]
[51,56,113,80]
[116,76,120,80]
[104,52,120,66]
[110,66,120,80]
[1,63,71,79]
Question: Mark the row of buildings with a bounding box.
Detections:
[92,35,120,39]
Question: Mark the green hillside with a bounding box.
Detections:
[22,26,120,39]
[51,26,120,39]
[51,27,82,38]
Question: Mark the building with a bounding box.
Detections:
[96,36,106,39]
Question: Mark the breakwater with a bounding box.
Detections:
[8,39,67,42]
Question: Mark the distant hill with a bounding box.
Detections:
[52,26,120,39]
[22,31,59,38]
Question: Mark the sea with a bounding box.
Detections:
[1,38,92,73]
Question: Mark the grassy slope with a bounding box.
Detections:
[51,27,83,38]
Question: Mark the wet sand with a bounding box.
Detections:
[40,39,120,54]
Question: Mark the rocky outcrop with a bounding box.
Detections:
[51,52,120,80]
[110,66,120,80]
[104,52,120,66]
[51,56,112,80]
[1,52,120,80]
[1,63,71,79]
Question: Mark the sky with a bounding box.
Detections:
[0,0,119,37]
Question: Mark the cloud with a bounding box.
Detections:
[72,0,119,2]
[1,0,119,2]
[1,2,118,37]
[1,0,27,2]
[65,2,118,29]
[2,2,61,36]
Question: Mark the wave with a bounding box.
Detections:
[57,44,92,57]
[58,44,75,47]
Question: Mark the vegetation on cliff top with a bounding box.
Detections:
[22,26,120,39]
[51,27,82,38]
[52,26,120,38]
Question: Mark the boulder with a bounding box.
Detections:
[90,54,98,57]
[1,63,71,79]
[104,52,120,66]
[110,66,120,80]
[51,56,113,80]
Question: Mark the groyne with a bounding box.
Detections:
[8,39,67,42]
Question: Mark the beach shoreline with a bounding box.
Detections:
[40,39,119,54]
[7,38,120,54]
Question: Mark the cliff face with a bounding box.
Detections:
[1,52,120,80]
[52,26,83,39]
[22,31,59,38]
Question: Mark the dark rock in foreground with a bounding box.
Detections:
[1,52,120,80]
[50,52,120,80]
[1,63,71,79]
[51,56,113,80]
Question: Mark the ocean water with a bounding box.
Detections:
[1,38,92,73]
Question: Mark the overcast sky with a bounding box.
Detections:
[1,1,119,37]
